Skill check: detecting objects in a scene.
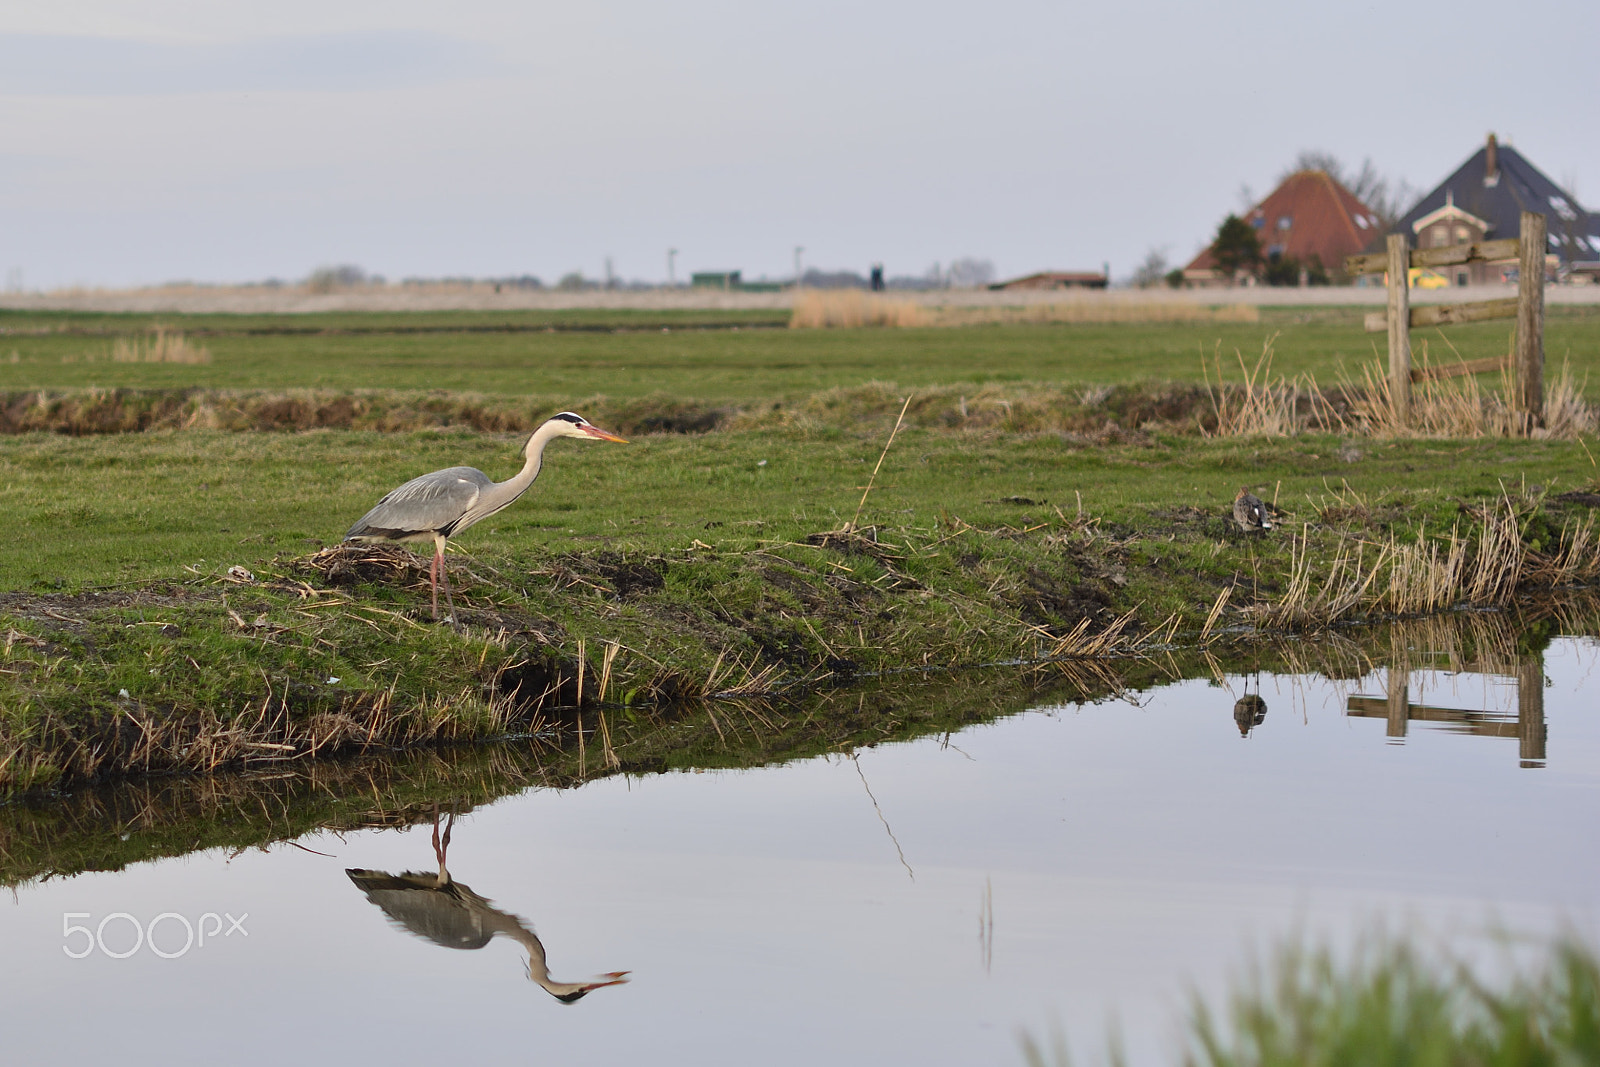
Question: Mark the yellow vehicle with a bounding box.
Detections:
[1408,268,1449,289]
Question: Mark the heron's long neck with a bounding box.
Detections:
[484,421,562,513]
[504,923,559,989]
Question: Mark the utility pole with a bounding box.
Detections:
[667,248,678,287]
[794,246,805,288]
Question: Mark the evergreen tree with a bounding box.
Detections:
[1210,215,1262,281]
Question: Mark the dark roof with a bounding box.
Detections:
[1187,170,1379,273]
[991,271,1108,290]
[1391,136,1600,266]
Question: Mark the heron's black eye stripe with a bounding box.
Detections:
[551,412,586,424]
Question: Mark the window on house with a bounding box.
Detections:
[1454,226,1471,243]
[1431,227,1451,248]
[1355,215,1369,229]
[1250,217,1265,229]
[1277,216,1292,230]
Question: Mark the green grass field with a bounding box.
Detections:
[2,427,1595,592]
[4,306,1598,401]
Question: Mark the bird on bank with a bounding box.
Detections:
[347,809,630,1003]
[1233,487,1273,535]
[344,412,628,622]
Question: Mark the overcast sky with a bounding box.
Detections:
[2,0,1596,290]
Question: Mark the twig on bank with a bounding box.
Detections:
[849,394,913,532]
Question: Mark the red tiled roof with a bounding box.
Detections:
[1187,171,1380,273]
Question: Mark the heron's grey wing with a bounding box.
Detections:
[346,868,492,950]
[345,467,492,540]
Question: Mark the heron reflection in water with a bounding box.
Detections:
[346,809,630,1003]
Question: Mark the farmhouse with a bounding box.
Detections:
[1184,170,1380,287]
[1391,134,1600,286]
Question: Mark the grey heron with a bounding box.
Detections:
[1232,487,1272,535]
[346,810,630,1002]
[344,412,628,621]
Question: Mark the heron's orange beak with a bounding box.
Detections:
[583,426,629,443]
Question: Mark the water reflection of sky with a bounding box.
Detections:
[4,638,1597,1066]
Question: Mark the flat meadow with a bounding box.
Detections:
[2,301,1598,789]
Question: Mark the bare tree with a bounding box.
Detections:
[947,257,995,288]
[1284,151,1419,228]
[1130,247,1171,288]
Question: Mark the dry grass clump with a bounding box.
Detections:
[790,291,930,328]
[110,328,212,364]
[57,328,213,366]
[1203,334,1342,437]
[1345,348,1597,440]
[1246,489,1600,630]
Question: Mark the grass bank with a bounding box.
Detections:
[2,421,1599,790]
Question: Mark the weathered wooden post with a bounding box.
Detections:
[1386,233,1412,425]
[1385,669,1408,738]
[1514,211,1547,433]
[1517,653,1546,767]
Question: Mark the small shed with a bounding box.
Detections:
[989,271,1107,291]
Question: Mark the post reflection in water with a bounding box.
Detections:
[346,807,630,1002]
[1346,645,1548,768]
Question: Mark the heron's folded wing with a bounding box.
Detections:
[346,467,489,539]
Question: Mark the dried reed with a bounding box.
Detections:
[1243,487,1596,631]
[1344,348,1597,440]
[1202,334,1342,437]
[110,328,212,364]
[789,291,929,328]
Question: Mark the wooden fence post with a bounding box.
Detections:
[1517,652,1546,767]
[1515,211,1546,432]
[1385,669,1408,738]
[1386,233,1411,425]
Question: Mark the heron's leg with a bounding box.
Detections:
[426,551,439,619]
[439,562,459,625]
[432,533,458,625]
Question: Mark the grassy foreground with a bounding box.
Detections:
[1024,929,1600,1066]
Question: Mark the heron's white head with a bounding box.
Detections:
[543,411,628,445]
[525,412,628,458]
[532,969,632,1003]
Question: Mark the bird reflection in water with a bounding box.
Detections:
[1233,673,1267,737]
[347,808,630,1003]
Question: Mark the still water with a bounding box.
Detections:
[4,635,1598,1065]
